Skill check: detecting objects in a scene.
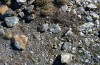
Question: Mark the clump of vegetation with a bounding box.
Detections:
[41,4,56,16]
[53,10,78,27]
[4,32,12,40]
[54,0,69,6]
[35,0,51,6]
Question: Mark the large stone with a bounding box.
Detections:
[13,35,28,50]
[5,16,19,27]
[0,5,8,15]
[61,53,74,64]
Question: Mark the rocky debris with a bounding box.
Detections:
[0,5,8,15]
[0,0,99,65]
[48,24,61,33]
[78,22,94,32]
[61,53,74,64]
[12,35,28,50]
[65,28,73,36]
[5,16,19,27]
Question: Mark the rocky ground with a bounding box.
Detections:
[0,0,100,65]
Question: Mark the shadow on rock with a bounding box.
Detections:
[10,39,23,51]
[52,55,66,65]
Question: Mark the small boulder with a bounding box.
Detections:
[5,16,19,27]
[12,35,28,50]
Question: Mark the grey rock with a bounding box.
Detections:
[48,24,61,33]
[5,16,19,27]
[78,7,85,13]
[18,12,24,18]
[37,23,48,33]
[65,28,73,36]
[61,5,72,12]
[72,47,76,53]
[85,16,93,22]
[61,42,71,51]
[84,38,90,46]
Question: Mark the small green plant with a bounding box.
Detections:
[4,32,12,40]
[41,4,55,16]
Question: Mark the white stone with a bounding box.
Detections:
[16,0,26,3]
[87,3,97,9]
[61,53,74,64]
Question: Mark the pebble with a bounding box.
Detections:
[61,53,74,64]
[13,35,28,50]
[5,16,19,27]
[87,3,97,9]
[16,0,26,3]
[0,5,8,15]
